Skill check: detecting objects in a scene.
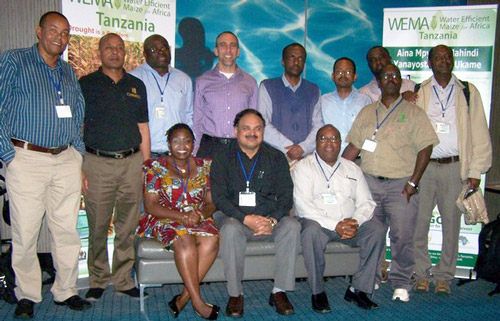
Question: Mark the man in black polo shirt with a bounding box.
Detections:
[79,33,150,301]
[211,109,300,318]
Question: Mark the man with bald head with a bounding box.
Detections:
[130,34,193,158]
[80,33,150,301]
[292,125,384,312]
[0,11,90,318]
[413,44,492,294]
[343,64,438,302]
[359,46,416,103]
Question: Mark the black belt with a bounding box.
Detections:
[86,146,139,159]
[376,176,392,181]
[202,134,234,145]
[430,156,459,164]
[11,138,68,155]
[151,151,169,158]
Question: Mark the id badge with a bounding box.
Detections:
[435,122,450,134]
[239,191,256,207]
[55,105,72,118]
[155,106,165,118]
[362,139,377,152]
[322,193,337,204]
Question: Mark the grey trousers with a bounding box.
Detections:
[414,162,462,282]
[214,211,300,297]
[365,175,420,290]
[299,217,385,294]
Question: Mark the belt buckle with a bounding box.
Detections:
[114,153,125,159]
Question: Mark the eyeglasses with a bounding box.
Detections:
[148,46,169,54]
[318,136,341,143]
[334,70,353,76]
[381,72,400,80]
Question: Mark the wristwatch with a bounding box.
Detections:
[407,180,419,192]
[269,217,278,228]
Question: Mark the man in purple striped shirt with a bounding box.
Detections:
[193,31,257,158]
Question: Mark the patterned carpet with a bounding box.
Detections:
[0,276,498,320]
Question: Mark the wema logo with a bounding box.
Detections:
[387,16,433,31]
[69,0,120,9]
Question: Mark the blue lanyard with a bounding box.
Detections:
[237,151,259,192]
[173,159,190,203]
[432,85,454,118]
[373,98,403,140]
[151,72,171,105]
[315,153,340,189]
[43,64,64,104]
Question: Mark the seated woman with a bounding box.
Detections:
[136,123,219,320]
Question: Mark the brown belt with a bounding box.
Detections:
[11,138,68,155]
[429,156,460,164]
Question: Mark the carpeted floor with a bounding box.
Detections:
[0,277,498,320]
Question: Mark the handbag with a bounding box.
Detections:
[456,185,488,225]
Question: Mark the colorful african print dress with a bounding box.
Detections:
[136,157,218,250]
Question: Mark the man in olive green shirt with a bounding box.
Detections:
[343,64,439,303]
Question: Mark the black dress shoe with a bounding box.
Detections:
[226,295,244,318]
[85,288,105,301]
[14,299,34,319]
[168,294,183,318]
[312,291,331,313]
[54,295,91,311]
[344,287,378,310]
[195,303,220,320]
[116,287,149,300]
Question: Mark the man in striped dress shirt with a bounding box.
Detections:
[0,11,90,319]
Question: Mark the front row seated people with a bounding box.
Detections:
[292,124,384,312]
[136,124,220,320]
[211,109,301,318]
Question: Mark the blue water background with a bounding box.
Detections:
[175,0,466,94]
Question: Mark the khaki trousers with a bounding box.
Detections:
[6,147,82,302]
[83,152,143,291]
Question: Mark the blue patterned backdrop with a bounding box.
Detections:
[174,0,466,94]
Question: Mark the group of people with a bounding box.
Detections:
[0,10,492,320]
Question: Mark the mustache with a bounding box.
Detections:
[245,135,258,139]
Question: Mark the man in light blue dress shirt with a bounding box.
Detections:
[130,34,193,157]
[321,57,371,154]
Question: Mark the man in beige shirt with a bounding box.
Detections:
[343,64,439,303]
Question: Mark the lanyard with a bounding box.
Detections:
[151,72,171,105]
[173,159,190,204]
[372,98,403,140]
[432,85,454,118]
[315,153,340,189]
[44,64,64,104]
[237,151,259,192]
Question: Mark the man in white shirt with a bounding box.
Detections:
[321,57,371,154]
[359,46,415,103]
[292,125,384,312]
[129,34,193,157]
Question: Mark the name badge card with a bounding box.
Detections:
[155,106,165,118]
[435,122,450,134]
[56,105,72,118]
[239,191,256,207]
[322,193,337,205]
[362,139,377,153]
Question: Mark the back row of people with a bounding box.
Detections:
[0,11,492,320]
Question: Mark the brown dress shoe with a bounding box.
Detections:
[269,292,295,315]
[225,295,244,318]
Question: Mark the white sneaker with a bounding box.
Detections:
[392,288,410,302]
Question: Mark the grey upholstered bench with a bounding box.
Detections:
[134,237,360,311]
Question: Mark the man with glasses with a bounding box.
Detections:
[130,34,193,158]
[257,43,323,162]
[0,11,91,318]
[343,64,438,302]
[321,57,371,154]
[292,124,384,312]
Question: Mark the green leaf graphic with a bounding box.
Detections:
[431,15,437,30]
[114,0,121,9]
